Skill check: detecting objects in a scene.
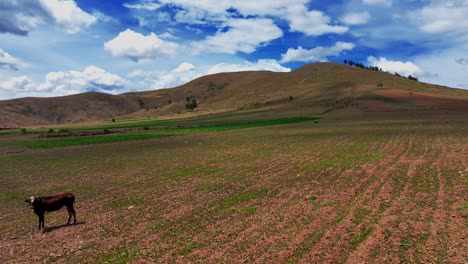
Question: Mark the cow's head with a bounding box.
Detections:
[24,196,40,210]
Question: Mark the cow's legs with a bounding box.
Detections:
[67,206,76,224]
[38,214,45,230]
[67,208,72,224]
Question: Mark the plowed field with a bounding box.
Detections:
[0,118,466,263]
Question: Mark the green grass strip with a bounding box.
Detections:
[176,117,319,132]
[19,133,175,149]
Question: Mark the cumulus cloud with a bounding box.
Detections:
[192,18,283,55]
[0,0,96,35]
[287,5,348,36]
[173,62,196,73]
[104,29,180,61]
[0,0,48,35]
[39,65,128,95]
[281,42,355,63]
[411,1,468,41]
[340,12,371,25]
[41,0,97,34]
[129,59,290,90]
[367,56,423,76]
[151,0,347,37]
[0,75,36,92]
[0,48,27,71]
[206,59,291,74]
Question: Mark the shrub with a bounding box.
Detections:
[47,128,55,133]
[186,97,197,111]
[20,128,27,134]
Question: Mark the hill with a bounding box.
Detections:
[1,62,468,126]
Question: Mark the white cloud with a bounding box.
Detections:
[206,59,291,74]
[287,5,348,36]
[39,65,128,95]
[367,56,423,76]
[40,0,97,34]
[281,42,355,63]
[104,29,180,61]
[413,47,468,89]
[0,0,96,35]
[411,1,468,41]
[159,32,178,39]
[154,0,346,37]
[0,48,27,71]
[362,0,392,6]
[129,59,290,90]
[92,10,116,23]
[174,8,211,25]
[0,0,48,35]
[123,0,161,11]
[173,62,196,73]
[192,18,283,55]
[340,12,371,25]
[0,75,36,92]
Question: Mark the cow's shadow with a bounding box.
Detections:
[43,221,86,233]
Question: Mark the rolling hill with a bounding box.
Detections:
[1,62,468,126]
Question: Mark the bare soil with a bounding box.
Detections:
[0,115,466,263]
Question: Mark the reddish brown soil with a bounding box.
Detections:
[375,89,468,111]
[0,118,467,263]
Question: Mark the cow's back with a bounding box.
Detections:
[41,192,75,212]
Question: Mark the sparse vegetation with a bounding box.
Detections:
[185,96,198,111]
[0,116,466,263]
[343,60,419,80]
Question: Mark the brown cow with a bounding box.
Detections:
[25,192,76,230]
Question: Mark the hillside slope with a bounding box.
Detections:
[1,62,468,126]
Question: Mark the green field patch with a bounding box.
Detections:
[112,198,144,208]
[75,184,98,195]
[0,190,23,202]
[239,205,258,215]
[179,242,196,256]
[354,207,371,224]
[297,150,386,171]
[163,165,230,181]
[350,227,373,250]
[177,117,319,132]
[457,203,468,211]
[215,189,267,214]
[287,229,325,264]
[150,218,172,232]
[197,181,227,191]
[19,133,175,149]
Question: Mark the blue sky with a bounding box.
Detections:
[0,0,467,99]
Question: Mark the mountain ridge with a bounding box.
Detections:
[1,62,468,126]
